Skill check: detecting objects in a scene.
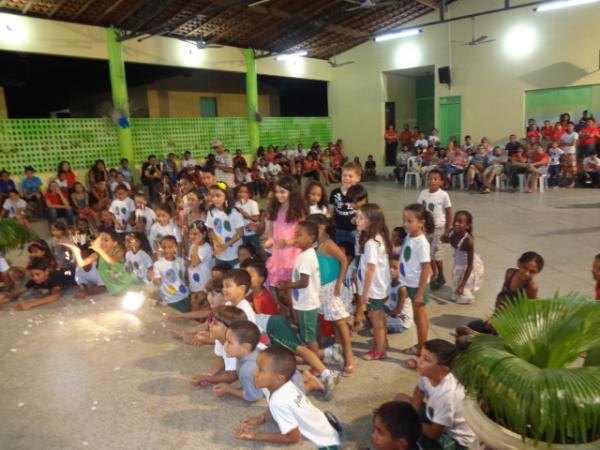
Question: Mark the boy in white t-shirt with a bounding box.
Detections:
[0,255,12,290]
[234,346,341,448]
[395,339,475,450]
[1,190,30,227]
[109,184,135,233]
[149,236,190,312]
[385,255,413,334]
[417,169,452,290]
[547,141,564,188]
[190,305,246,387]
[276,221,321,354]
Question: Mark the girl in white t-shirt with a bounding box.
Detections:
[355,203,392,361]
[304,181,329,216]
[235,184,261,251]
[399,203,434,370]
[187,223,213,310]
[124,232,153,284]
[206,182,244,266]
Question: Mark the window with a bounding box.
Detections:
[200,97,218,117]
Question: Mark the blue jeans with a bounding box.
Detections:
[334,229,356,247]
[548,165,560,186]
[47,207,74,225]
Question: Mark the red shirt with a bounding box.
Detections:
[527,130,541,141]
[400,130,412,146]
[385,129,398,144]
[252,288,279,314]
[541,126,554,138]
[579,127,599,146]
[511,153,527,163]
[44,191,65,207]
[551,130,564,143]
[531,152,549,167]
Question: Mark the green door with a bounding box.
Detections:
[439,96,461,146]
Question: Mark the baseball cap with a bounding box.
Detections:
[211,139,223,148]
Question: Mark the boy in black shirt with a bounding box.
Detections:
[0,257,74,311]
[329,161,361,246]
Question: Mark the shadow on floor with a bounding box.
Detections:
[430,314,479,329]
[555,202,600,209]
[533,226,600,236]
[138,377,192,396]
[343,411,375,449]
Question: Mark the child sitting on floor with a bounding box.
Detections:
[0,256,75,310]
[74,247,107,300]
[213,320,324,402]
[233,346,341,448]
[190,305,246,387]
[372,401,422,450]
[395,339,475,450]
[385,255,413,334]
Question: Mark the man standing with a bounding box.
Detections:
[212,139,235,187]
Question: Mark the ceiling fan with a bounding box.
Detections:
[453,17,495,46]
[328,59,354,68]
[344,0,397,12]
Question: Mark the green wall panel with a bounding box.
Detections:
[0,117,332,174]
[525,84,600,123]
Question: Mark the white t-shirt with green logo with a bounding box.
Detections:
[291,248,320,311]
[399,234,431,288]
[417,188,452,228]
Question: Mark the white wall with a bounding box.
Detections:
[329,0,600,164]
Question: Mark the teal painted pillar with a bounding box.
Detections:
[106,27,134,162]
[245,48,260,153]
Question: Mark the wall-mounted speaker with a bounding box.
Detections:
[438,66,451,85]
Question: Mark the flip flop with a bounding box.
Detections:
[400,345,419,356]
[342,360,358,377]
[362,350,387,361]
[401,358,418,370]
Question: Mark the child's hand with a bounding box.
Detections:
[213,243,224,256]
[167,311,183,320]
[276,280,289,290]
[263,238,273,249]
[239,415,264,430]
[212,383,230,397]
[15,300,33,311]
[189,372,213,387]
[276,239,288,248]
[233,427,255,440]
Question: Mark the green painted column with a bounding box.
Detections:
[245,48,260,154]
[106,27,134,162]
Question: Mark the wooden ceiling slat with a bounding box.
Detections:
[48,0,69,17]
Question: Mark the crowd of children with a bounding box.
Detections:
[1,140,599,449]
[392,113,600,192]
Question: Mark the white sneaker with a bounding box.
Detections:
[455,295,475,305]
[331,344,344,367]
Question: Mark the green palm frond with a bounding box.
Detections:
[454,295,600,445]
[0,219,38,254]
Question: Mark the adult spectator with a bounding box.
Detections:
[413,131,428,152]
[505,134,521,157]
[400,124,412,148]
[141,155,162,203]
[384,124,399,166]
[233,149,247,169]
[581,150,600,187]
[577,118,598,163]
[480,146,508,193]
[443,144,469,188]
[181,151,197,173]
[212,139,235,187]
[0,169,16,206]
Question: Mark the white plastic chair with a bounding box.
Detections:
[452,172,465,190]
[404,157,421,189]
[519,173,549,192]
[494,173,507,190]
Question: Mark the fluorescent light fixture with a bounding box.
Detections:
[275,50,308,60]
[534,0,600,12]
[248,0,271,6]
[375,28,421,42]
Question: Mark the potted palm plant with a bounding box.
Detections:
[0,219,38,254]
[453,293,600,449]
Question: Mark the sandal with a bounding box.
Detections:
[400,345,419,356]
[362,350,387,361]
[401,358,418,370]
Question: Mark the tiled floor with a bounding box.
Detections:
[1,183,598,450]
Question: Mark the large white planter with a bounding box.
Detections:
[462,397,600,450]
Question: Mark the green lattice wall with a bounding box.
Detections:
[0,117,332,174]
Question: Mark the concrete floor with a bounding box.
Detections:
[1,183,598,450]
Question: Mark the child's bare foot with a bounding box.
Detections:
[302,370,324,394]
[168,329,184,341]
[74,291,87,300]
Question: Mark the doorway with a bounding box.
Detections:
[384,66,435,164]
[385,102,396,165]
[439,96,462,145]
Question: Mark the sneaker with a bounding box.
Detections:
[455,295,475,305]
[321,373,335,401]
[330,344,344,368]
[430,279,441,290]
[323,346,334,364]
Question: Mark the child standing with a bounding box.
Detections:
[234,346,341,448]
[441,211,484,304]
[206,183,244,266]
[385,255,414,334]
[329,161,361,246]
[395,339,476,450]
[187,223,213,310]
[391,226,406,257]
[235,184,261,251]
[547,141,564,188]
[355,203,392,361]
[150,235,190,312]
[265,175,306,320]
[308,214,356,376]
[133,192,156,235]
[399,204,434,370]
[417,169,452,290]
[276,220,320,354]
[124,232,153,284]
[305,181,329,216]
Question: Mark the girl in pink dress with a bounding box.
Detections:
[265,175,307,322]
